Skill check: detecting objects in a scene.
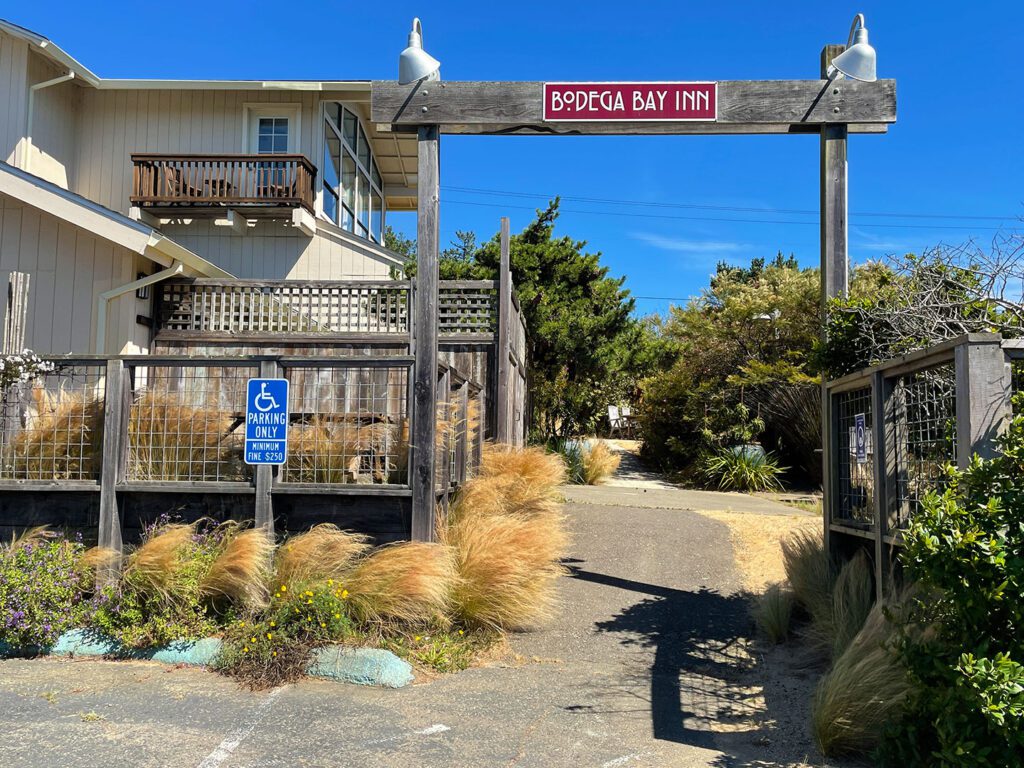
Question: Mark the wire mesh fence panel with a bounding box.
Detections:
[0,363,106,481]
[281,364,409,485]
[126,363,254,482]
[1012,357,1024,411]
[893,362,957,528]
[832,386,875,526]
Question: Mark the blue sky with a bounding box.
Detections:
[7,1,1022,314]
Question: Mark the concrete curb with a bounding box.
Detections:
[0,630,413,687]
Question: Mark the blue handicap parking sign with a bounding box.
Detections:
[245,378,289,465]
[854,413,867,464]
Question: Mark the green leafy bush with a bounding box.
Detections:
[0,531,88,648]
[546,438,585,484]
[700,446,786,492]
[882,408,1024,766]
[214,581,354,689]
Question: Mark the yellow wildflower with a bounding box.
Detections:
[269,621,276,628]
[280,585,287,592]
[243,647,249,653]
[342,589,349,599]
[272,651,277,657]
[458,630,464,636]
[414,636,422,642]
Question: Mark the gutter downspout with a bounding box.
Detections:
[23,72,76,172]
[96,261,184,355]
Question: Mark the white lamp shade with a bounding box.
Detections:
[831,27,877,82]
[398,18,441,85]
[399,47,441,85]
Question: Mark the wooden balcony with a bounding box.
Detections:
[131,154,316,215]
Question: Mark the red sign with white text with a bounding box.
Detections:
[543,82,717,122]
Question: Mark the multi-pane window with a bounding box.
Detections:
[321,102,385,243]
[257,117,290,154]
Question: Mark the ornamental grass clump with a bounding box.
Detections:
[91,520,225,649]
[782,529,836,635]
[582,440,620,485]
[8,390,103,480]
[344,542,456,627]
[826,549,875,659]
[274,524,369,587]
[128,392,240,481]
[200,527,274,611]
[481,444,567,491]
[812,595,911,758]
[754,582,795,644]
[0,528,88,648]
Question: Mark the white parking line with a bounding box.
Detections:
[197,687,286,768]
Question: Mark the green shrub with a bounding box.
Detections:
[546,438,585,484]
[0,531,88,648]
[214,581,354,689]
[882,407,1024,766]
[701,446,786,492]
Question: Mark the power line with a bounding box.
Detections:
[443,198,1007,231]
[442,185,1019,223]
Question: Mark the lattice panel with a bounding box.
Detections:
[439,285,497,335]
[159,282,410,335]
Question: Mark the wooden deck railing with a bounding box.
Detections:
[131,154,316,212]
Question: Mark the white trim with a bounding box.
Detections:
[314,218,405,269]
[242,103,301,154]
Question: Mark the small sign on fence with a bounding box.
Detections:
[854,413,868,464]
[244,378,289,465]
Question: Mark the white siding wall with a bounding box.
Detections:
[164,220,397,279]
[73,88,330,216]
[23,51,79,188]
[0,193,150,354]
[0,31,29,167]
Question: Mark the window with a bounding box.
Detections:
[244,105,300,154]
[321,102,386,243]
[257,117,290,153]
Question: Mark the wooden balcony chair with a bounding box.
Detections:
[161,166,206,202]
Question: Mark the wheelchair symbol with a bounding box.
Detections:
[253,382,280,413]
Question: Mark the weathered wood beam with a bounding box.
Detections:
[410,125,440,543]
[371,79,896,135]
[495,217,512,444]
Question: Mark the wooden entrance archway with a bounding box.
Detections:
[370,46,898,540]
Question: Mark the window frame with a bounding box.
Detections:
[319,102,386,243]
[242,103,302,154]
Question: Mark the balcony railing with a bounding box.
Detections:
[131,154,316,213]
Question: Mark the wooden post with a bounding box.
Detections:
[820,44,849,560]
[98,359,127,556]
[955,336,1012,468]
[3,272,30,354]
[455,381,469,485]
[871,371,892,601]
[495,217,512,444]
[411,125,440,542]
[254,359,277,535]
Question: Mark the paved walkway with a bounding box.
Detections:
[0,452,828,768]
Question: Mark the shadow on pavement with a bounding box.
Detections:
[572,565,826,768]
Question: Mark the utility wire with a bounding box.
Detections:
[442,185,1019,223]
[443,198,1007,231]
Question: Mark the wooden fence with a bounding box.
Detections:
[0,354,482,548]
[824,333,1018,597]
[153,277,529,444]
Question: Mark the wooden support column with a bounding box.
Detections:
[872,371,893,601]
[411,125,440,542]
[254,359,277,535]
[954,336,1012,469]
[98,359,127,557]
[820,43,849,559]
[495,217,512,444]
